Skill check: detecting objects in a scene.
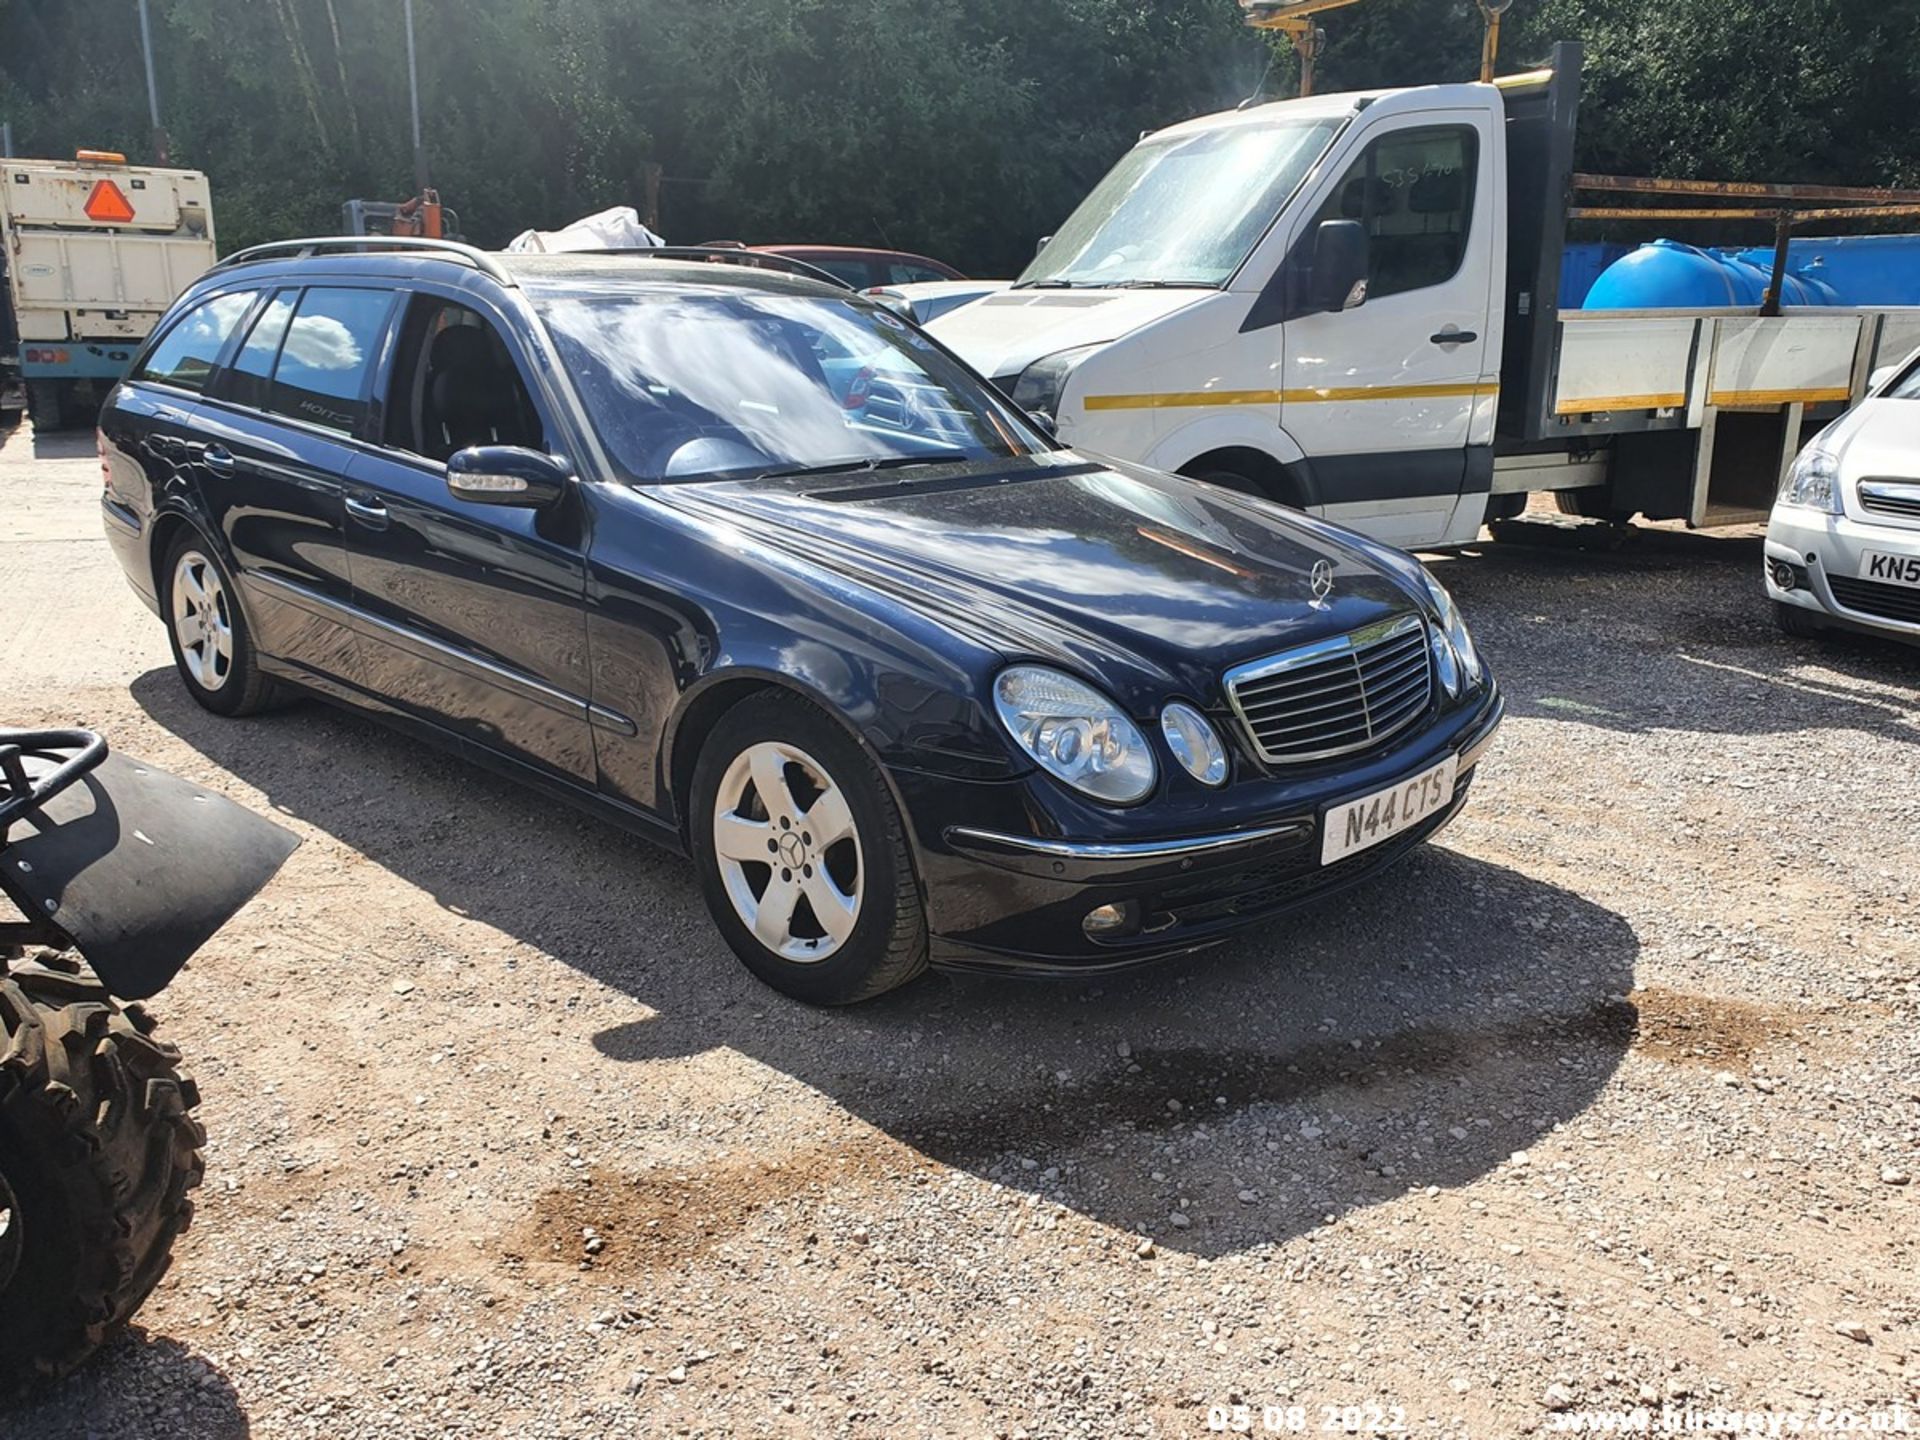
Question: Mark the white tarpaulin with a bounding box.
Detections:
[504,206,663,254]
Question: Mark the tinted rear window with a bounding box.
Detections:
[132,291,255,393]
[260,287,397,434]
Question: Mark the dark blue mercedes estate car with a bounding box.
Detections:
[98,239,1501,1004]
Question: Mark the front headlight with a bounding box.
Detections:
[1160,703,1228,788]
[993,666,1156,805]
[1010,345,1101,419]
[1419,571,1483,693]
[1780,445,1842,514]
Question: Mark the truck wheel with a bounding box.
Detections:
[25,381,66,433]
[1554,487,1633,524]
[0,950,205,1386]
[691,691,928,1005]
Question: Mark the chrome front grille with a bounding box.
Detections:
[1858,480,1920,521]
[1224,613,1433,765]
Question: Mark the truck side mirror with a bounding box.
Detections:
[1309,220,1370,314]
[1036,234,1054,257]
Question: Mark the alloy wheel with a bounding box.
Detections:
[170,550,234,692]
[711,740,863,962]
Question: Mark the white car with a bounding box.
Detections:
[1766,350,1920,646]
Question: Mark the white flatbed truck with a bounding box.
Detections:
[1,152,216,430]
[929,43,1920,549]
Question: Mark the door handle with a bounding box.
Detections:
[202,445,237,472]
[344,492,389,529]
[1430,329,1477,346]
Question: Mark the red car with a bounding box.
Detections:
[703,242,964,290]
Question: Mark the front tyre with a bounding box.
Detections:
[691,693,928,1005]
[1773,600,1825,639]
[162,532,276,716]
[0,952,205,1386]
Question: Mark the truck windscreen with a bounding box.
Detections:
[1015,118,1341,291]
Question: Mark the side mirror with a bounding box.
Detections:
[446,446,572,507]
[1308,219,1370,314]
[1026,409,1058,438]
[1035,234,1054,257]
[1870,365,1896,393]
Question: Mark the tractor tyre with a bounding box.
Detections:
[0,950,205,1386]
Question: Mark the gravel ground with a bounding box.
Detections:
[3,419,1916,1439]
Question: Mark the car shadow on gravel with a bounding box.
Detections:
[135,667,1642,1261]
[4,1330,250,1440]
[1428,530,1920,742]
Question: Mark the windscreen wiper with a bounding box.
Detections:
[753,452,974,481]
[1100,279,1215,289]
[1008,278,1082,290]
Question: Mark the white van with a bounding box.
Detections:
[929,43,1920,550]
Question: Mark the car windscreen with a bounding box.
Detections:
[1016,117,1341,289]
[536,290,1043,485]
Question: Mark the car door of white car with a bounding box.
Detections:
[1277,111,1499,548]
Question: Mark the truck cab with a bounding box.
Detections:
[931,43,1920,549]
[931,81,1508,549]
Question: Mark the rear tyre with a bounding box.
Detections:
[1554,487,1633,524]
[0,951,205,1386]
[691,692,928,1005]
[161,531,277,717]
[1773,600,1825,638]
[25,381,66,433]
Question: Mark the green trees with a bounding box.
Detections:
[0,0,1913,273]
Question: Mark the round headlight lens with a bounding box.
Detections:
[1420,571,1483,687]
[993,666,1156,804]
[1160,702,1229,787]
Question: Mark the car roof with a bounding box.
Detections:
[189,241,856,302]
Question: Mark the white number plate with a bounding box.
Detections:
[1321,756,1457,866]
[1862,550,1920,589]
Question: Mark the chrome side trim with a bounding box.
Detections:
[245,570,615,723]
[945,821,1310,862]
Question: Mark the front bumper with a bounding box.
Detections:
[905,685,1503,976]
[1766,505,1920,643]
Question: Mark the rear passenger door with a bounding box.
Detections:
[102,288,257,538]
[195,284,399,682]
[341,290,595,784]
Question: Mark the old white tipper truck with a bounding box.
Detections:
[1,151,216,430]
[930,43,1920,548]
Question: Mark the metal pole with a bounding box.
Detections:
[1,122,12,160]
[137,0,170,163]
[1760,211,1793,318]
[405,0,428,192]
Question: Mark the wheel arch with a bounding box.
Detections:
[661,668,923,864]
[1176,446,1314,507]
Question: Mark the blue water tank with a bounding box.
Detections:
[1728,235,1920,306]
[1582,239,1765,308]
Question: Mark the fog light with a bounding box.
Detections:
[1082,901,1139,939]
[1769,560,1798,591]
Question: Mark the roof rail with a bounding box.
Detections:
[554,245,856,291]
[207,236,514,284]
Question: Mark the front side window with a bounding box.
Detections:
[1887,356,1920,399]
[132,290,255,393]
[536,289,1045,485]
[1017,118,1341,289]
[1307,125,1479,301]
[261,287,397,434]
[382,297,545,462]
